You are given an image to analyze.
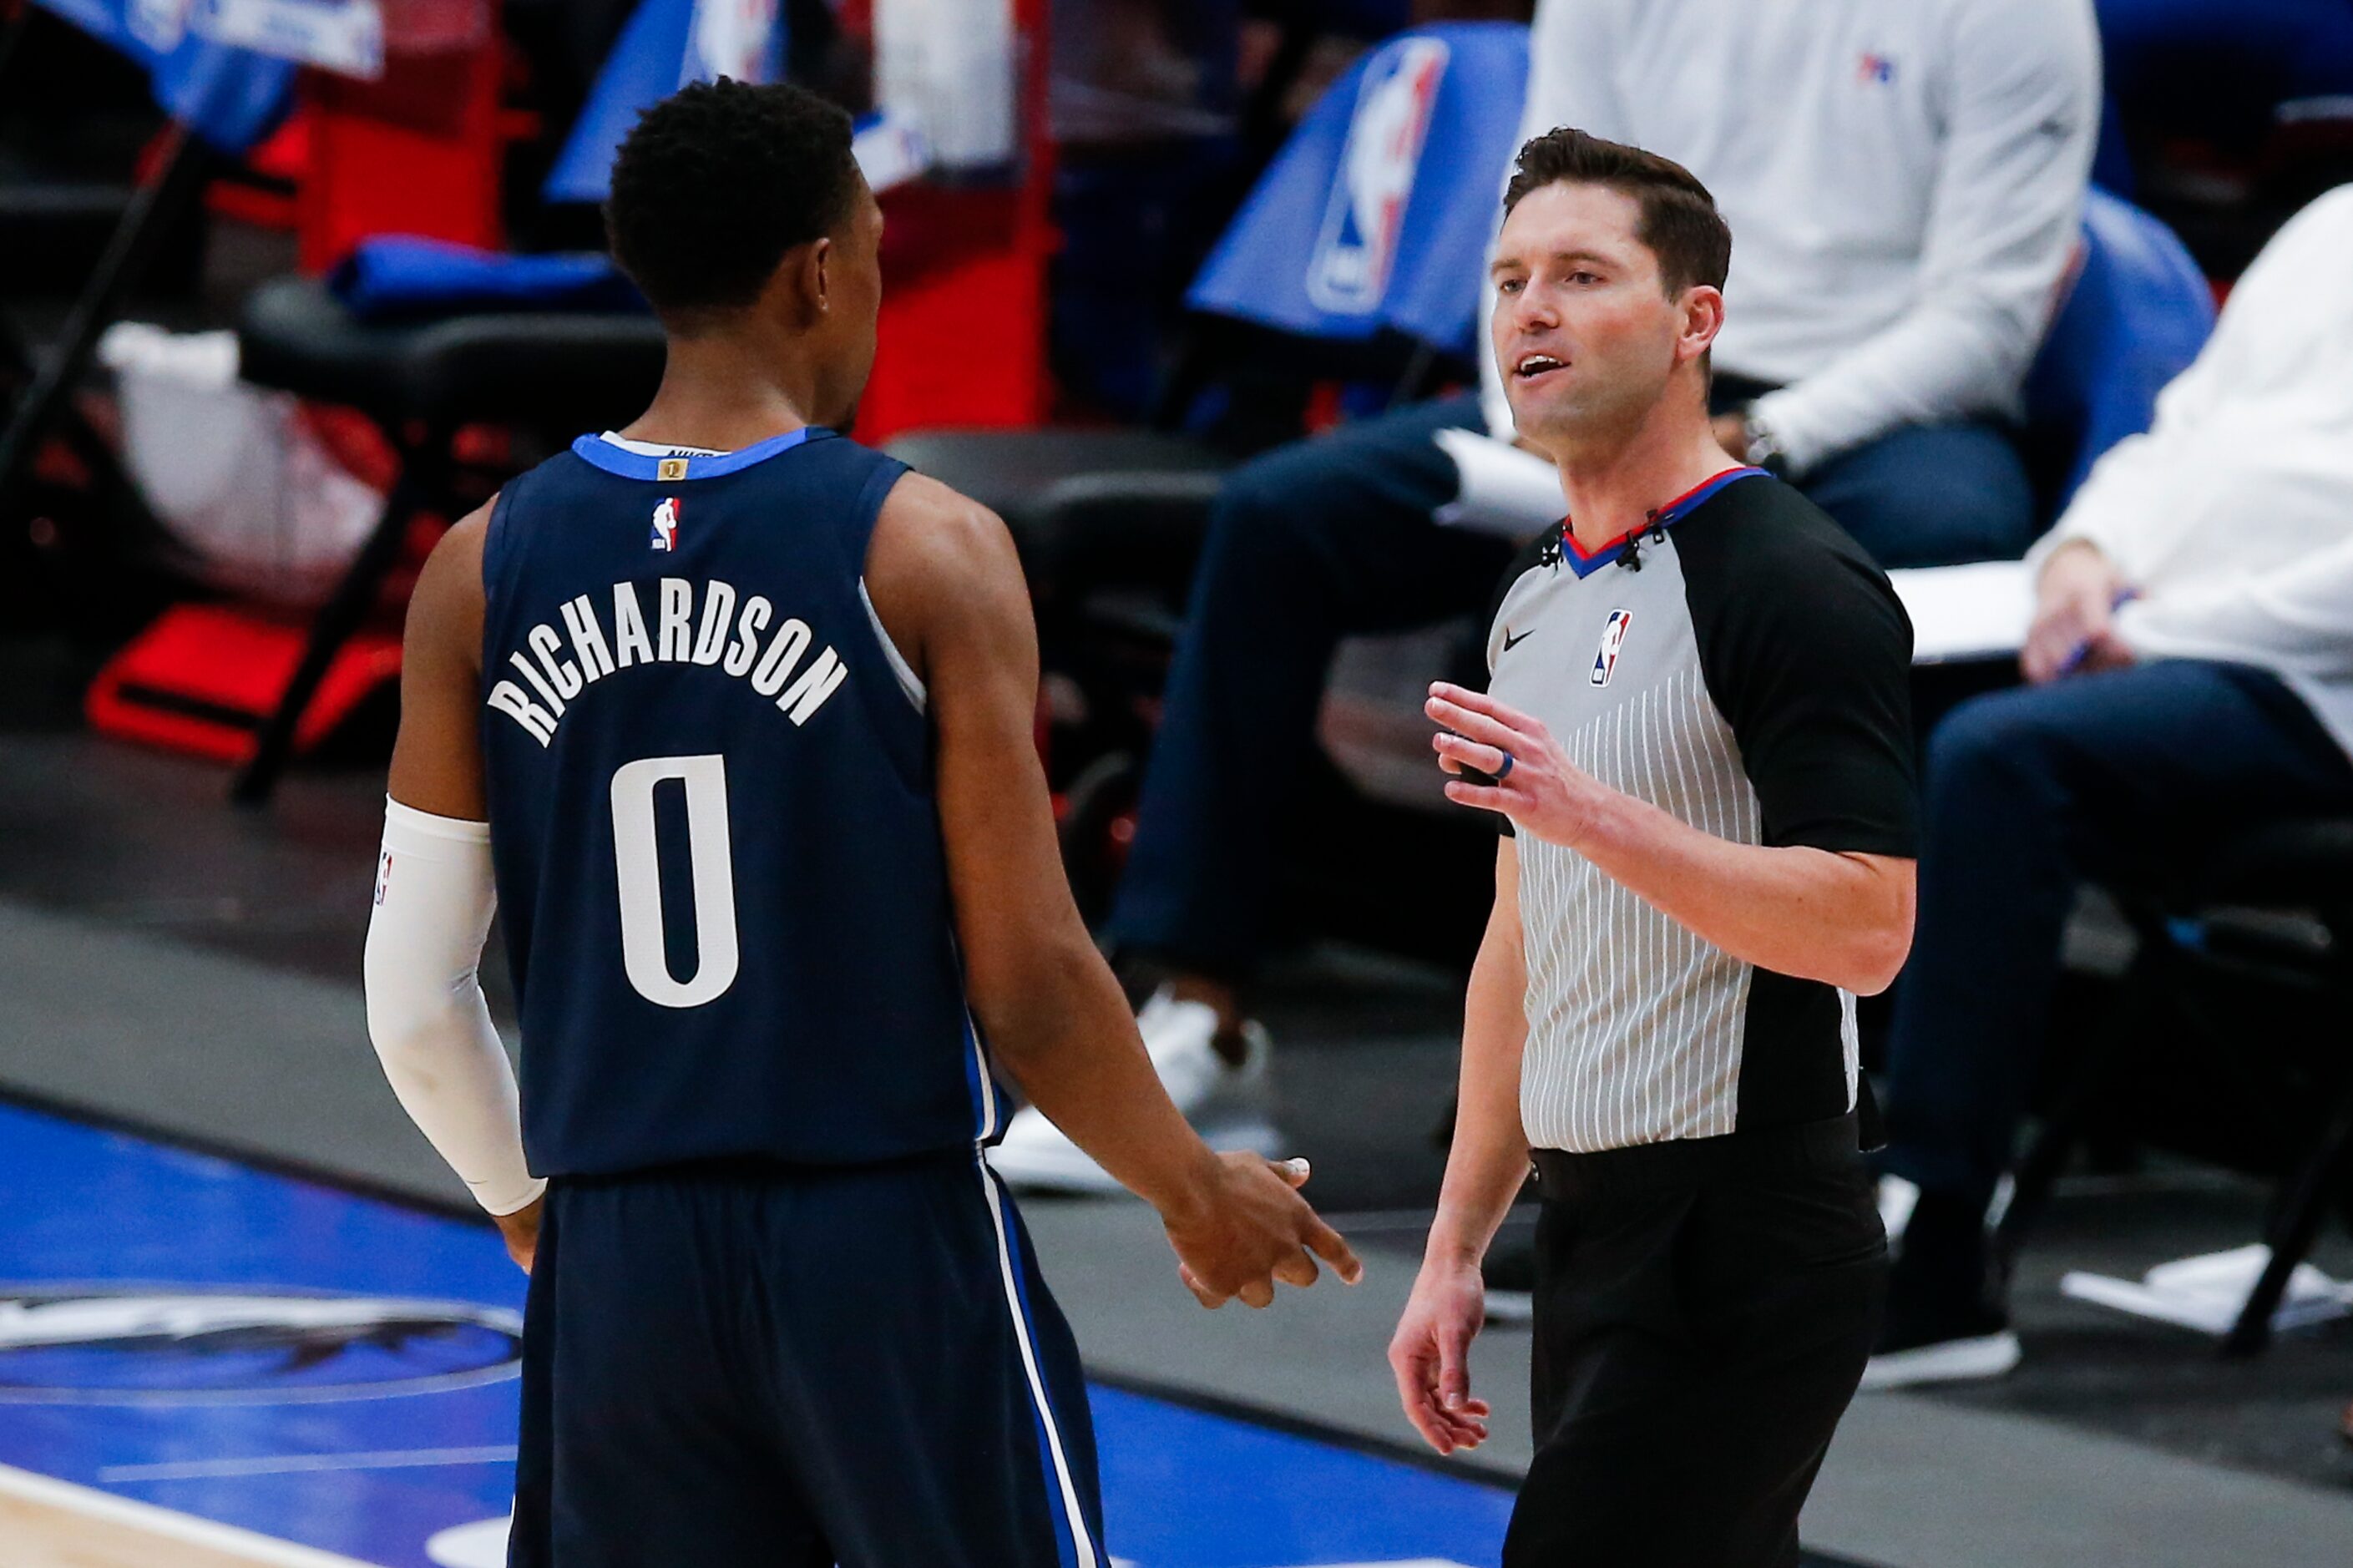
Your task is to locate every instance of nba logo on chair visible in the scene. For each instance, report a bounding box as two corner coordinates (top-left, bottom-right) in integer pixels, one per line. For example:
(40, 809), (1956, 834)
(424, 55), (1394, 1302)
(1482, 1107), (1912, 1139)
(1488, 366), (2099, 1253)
(1307, 37), (1450, 314)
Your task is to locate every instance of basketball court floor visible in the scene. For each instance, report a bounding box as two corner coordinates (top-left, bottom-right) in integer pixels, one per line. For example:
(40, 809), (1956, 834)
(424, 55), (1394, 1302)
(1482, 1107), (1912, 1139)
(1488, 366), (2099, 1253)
(1, 720), (2350, 1566)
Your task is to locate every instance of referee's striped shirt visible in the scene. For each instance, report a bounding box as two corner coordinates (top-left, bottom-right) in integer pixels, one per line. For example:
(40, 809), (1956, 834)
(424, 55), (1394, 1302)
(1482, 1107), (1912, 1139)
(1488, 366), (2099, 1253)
(1485, 469), (1915, 1154)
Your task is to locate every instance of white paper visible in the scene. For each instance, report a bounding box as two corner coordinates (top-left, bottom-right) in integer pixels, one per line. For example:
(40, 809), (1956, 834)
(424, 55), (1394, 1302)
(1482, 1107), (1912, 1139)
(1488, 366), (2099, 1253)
(193, 0), (385, 78)
(1433, 429), (2038, 665)
(874, 0), (1017, 172)
(2060, 1244), (2353, 1337)
(1431, 427), (1560, 540)
(1888, 559), (2036, 665)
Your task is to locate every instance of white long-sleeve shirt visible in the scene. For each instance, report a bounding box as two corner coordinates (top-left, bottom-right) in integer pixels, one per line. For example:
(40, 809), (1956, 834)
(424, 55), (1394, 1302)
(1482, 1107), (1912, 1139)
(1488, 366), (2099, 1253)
(2027, 185), (2353, 758)
(1479, 0), (2100, 476)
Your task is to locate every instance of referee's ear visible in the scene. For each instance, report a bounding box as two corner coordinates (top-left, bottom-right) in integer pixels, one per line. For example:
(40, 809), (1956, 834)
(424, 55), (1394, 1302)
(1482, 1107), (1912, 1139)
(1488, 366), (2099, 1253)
(1674, 283), (1726, 372)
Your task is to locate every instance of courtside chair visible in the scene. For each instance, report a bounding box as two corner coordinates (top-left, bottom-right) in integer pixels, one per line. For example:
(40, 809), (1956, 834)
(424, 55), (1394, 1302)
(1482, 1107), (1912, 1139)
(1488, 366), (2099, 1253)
(226, 281), (665, 803)
(1999, 817), (2353, 1357)
(0, 2), (294, 558)
(2022, 186), (2217, 516)
(227, 0), (782, 803)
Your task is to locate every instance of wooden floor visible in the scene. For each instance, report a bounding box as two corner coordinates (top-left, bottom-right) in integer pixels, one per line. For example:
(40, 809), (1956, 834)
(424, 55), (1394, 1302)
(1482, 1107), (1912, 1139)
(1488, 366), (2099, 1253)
(0, 1464), (381, 1568)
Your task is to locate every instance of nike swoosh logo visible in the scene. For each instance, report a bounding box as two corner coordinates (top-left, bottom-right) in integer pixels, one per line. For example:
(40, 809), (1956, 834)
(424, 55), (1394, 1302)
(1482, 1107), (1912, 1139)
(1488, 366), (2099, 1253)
(1502, 629), (1535, 653)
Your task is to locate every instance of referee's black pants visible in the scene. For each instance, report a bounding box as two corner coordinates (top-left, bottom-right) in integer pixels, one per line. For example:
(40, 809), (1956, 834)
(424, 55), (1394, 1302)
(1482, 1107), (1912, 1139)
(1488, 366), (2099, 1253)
(1509, 1120), (1886, 1567)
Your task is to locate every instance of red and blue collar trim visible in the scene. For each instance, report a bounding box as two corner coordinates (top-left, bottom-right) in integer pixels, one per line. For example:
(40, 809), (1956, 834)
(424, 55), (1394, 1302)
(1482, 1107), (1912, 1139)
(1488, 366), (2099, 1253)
(1556, 465), (1768, 578)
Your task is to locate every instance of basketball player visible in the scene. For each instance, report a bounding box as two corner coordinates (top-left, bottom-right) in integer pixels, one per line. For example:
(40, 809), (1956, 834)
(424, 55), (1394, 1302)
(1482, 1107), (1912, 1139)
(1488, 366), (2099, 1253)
(1388, 129), (1918, 1565)
(361, 80), (1359, 1566)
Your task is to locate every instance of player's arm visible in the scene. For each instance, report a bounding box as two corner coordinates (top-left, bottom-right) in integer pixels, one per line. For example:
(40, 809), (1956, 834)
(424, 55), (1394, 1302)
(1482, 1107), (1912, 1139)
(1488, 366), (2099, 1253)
(863, 475), (1360, 1308)
(1389, 839), (1525, 1454)
(366, 507), (544, 1271)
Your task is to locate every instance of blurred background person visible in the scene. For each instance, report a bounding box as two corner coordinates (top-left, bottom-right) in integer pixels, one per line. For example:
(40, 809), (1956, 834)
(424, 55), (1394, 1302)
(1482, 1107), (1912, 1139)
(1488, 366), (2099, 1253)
(1868, 182), (2353, 1388)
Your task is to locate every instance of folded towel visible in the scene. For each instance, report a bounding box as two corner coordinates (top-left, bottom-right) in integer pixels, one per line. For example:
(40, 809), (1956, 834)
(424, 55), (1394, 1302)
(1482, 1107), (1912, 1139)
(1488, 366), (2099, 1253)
(329, 238), (645, 322)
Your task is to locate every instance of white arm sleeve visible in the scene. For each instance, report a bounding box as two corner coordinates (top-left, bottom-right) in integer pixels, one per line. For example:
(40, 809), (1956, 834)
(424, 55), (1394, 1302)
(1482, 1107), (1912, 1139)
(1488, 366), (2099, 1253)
(362, 797), (544, 1216)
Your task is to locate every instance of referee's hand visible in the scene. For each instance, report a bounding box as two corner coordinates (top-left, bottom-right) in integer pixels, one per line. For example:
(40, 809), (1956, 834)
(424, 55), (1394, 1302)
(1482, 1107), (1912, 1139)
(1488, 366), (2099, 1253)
(1162, 1154), (1363, 1311)
(1389, 1256), (1491, 1454)
(1427, 682), (1606, 847)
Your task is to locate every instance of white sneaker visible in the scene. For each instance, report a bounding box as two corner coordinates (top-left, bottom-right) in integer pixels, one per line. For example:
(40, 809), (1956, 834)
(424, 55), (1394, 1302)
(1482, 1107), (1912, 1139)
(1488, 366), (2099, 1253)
(986, 988), (1280, 1195)
(1878, 1174), (1920, 1250)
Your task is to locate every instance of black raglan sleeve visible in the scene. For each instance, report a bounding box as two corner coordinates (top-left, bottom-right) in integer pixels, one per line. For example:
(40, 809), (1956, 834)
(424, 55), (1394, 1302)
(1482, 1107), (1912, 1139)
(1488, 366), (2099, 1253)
(1675, 493), (1919, 858)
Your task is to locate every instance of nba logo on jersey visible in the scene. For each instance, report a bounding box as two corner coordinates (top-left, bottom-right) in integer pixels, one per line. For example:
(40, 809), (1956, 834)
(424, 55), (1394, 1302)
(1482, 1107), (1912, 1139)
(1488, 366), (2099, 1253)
(650, 496), (681, 552)
(1306, 36), (1449, 315)
(1591, 609), (1633, 686)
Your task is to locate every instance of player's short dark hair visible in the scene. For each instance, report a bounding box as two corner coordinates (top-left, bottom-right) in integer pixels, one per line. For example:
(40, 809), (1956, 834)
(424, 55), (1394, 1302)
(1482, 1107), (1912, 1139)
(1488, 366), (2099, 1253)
(1502, 128), (1731, 296)
(606, 78), (860, 322)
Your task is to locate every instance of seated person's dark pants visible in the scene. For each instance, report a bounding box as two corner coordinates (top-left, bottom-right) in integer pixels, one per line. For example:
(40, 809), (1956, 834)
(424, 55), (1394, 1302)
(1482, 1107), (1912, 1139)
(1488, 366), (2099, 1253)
(1105, 388), (2037, 979)
(1882, 660), (2353, 1217)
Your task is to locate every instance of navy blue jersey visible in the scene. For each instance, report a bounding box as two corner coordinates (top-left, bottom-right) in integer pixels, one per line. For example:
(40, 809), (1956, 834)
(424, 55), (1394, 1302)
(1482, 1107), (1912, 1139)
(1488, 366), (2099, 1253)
(479, 427), (999, 1177)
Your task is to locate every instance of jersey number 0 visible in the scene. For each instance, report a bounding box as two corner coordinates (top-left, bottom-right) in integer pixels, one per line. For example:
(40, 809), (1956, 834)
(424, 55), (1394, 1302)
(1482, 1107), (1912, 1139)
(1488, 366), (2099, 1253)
(610, 754), (741, 1008)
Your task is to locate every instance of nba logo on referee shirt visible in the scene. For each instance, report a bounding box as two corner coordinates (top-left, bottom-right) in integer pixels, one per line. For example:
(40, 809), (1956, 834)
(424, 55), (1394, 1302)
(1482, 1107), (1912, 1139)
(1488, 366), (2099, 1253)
(1591, 609), (1633, 686)
(650, 496), (681, 552)
(1306, 37), (1449, 314)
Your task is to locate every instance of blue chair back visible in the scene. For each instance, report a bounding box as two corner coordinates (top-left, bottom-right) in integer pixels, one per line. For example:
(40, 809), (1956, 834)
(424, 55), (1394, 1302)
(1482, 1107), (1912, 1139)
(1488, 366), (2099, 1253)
(2025, 188), (2214, 508)
(33, 0), (294, 153)
(1186, 22), (1528, 362)
(543, 0), (787, 204)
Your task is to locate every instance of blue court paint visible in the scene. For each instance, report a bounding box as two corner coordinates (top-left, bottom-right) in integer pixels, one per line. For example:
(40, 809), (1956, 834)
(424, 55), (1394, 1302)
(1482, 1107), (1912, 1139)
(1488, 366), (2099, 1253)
(1092, 1386), (1513, 1566)
(0, 1103), (1510, 1567)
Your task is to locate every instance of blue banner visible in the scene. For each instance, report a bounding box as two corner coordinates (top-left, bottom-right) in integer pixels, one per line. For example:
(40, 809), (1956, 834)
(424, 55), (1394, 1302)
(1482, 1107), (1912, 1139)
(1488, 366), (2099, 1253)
(1187, 23), (1528, 360)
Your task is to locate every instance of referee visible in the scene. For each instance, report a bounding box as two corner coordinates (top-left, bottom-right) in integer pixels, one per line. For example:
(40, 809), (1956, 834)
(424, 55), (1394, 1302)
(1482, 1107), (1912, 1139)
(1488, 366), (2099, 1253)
(1388, 129), (1917, 1566)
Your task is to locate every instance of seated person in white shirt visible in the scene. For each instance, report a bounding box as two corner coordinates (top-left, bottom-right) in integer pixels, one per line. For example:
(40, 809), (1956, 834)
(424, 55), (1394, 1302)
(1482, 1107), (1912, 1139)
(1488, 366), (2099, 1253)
(1868, 185), (2353, 1388)
(992, 0), (2100, 1191)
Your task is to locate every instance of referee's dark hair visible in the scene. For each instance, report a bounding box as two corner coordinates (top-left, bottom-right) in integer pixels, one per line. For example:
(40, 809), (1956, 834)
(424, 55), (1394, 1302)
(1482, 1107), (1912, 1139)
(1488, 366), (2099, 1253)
(1503, 128), (1732, 298)
(606, 78), (860, 329)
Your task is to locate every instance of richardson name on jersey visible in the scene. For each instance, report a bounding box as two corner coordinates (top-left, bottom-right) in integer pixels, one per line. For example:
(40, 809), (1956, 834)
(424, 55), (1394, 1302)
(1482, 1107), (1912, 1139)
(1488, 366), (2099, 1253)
(487, 576), (848, 746)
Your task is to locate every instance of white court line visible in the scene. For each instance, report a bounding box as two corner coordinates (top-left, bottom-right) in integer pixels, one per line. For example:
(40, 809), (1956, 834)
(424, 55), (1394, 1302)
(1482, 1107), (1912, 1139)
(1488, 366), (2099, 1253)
(102, 1447), (519, 1483)
(0, 1461), (385, 1567)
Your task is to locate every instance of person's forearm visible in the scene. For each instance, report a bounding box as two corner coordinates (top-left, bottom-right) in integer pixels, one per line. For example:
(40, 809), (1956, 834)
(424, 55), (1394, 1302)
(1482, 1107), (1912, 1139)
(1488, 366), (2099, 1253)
(1746, 308), (2008, 476)
(976, 936), (1222, 1219)
(1428, 882), (1531, 1267)
(362, 800), (544, 1216)
(1575, 792), (1912, 994)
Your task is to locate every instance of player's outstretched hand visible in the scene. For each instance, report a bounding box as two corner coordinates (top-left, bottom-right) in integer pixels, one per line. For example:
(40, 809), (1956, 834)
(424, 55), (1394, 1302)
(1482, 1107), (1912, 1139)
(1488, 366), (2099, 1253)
(1162, 1154), (1363, 1310)
(1389, 1255), (1491, 1454)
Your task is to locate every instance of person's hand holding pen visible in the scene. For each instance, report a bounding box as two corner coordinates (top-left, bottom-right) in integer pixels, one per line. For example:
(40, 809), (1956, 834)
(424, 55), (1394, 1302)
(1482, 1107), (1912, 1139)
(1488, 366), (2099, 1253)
(2022, 539), (2138, 684)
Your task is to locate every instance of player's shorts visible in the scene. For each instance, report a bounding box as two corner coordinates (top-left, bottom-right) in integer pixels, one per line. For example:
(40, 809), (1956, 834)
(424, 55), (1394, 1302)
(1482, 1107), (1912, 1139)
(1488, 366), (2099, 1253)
(1506, 1115), (1886, 1568)
(508, 1150), (1107, 1568)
